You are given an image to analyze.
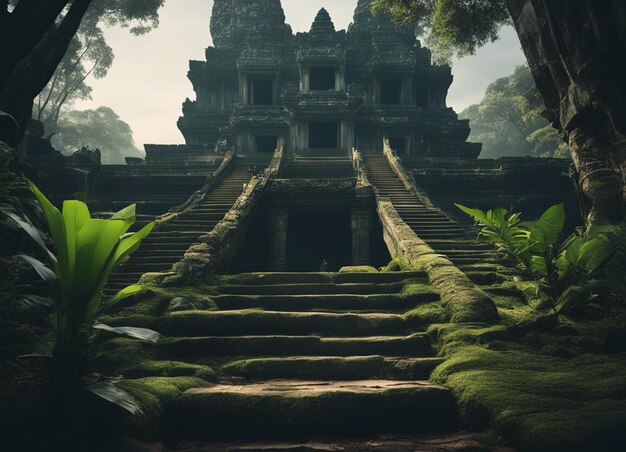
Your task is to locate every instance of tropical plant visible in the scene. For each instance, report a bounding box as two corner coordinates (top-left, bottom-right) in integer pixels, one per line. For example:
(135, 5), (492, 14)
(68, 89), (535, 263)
(456, 203), (625, 314)
(4, 180), (157, 414)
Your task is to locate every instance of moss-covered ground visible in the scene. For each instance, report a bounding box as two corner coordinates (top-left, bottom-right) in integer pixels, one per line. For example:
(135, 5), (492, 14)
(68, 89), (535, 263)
(427, 278), (626, 451)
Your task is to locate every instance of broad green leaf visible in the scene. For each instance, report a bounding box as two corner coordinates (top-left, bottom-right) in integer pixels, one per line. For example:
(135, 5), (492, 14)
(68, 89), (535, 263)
(21, 294), (53, 307)
(87, 382), (143, 415)
(88, 222), (155, 315)
(98, 284), (146, 315)
(20, 255), (57, 282)
(580, 237), (616, 273)
(530, 255), (548, 277)
(28, 180), (69, 290)
(530, 204), (565, 252)
(62, 200), (91, 296)
(455, 204), (489, 224)
(556, 280), (604, 313)
(93, 323), (160, 343)
(111, 204), (136, 223)
(4, 210), (56, 262)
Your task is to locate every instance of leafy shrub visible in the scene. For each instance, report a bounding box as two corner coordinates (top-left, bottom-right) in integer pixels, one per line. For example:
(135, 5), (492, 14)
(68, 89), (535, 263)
(4, 180), (157, 413)
(456, 203), (625, 314)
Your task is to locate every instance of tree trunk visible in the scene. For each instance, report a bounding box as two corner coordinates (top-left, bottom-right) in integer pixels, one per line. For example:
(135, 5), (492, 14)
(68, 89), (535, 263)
(0, 0), (92, 145)
(507, 0), (626, 230)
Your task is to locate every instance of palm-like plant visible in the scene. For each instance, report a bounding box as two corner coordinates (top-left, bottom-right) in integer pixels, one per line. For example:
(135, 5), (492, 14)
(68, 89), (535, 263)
(456, 203), (625, 315)
(5, 180), (158, 413)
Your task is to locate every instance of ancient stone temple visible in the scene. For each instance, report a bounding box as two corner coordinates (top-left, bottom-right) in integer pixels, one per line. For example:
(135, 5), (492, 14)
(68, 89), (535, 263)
(178, 0), (480, 158)
(25, 0), (578, 276)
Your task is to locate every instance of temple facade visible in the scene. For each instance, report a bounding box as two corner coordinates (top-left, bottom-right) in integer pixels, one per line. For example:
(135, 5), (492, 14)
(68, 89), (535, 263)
(178, 0), (481, 158)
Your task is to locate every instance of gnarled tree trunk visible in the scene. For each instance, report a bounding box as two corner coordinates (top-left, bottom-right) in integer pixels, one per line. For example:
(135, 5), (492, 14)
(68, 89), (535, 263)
(507, 0), (626, 230)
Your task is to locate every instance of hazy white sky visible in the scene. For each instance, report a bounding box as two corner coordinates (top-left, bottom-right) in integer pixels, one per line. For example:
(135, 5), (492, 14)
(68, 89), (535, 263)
(77, 0), (526, 147)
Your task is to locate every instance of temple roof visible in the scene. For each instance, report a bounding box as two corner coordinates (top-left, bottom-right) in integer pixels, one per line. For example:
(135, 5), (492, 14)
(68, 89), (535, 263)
(310, 8), (336, 35)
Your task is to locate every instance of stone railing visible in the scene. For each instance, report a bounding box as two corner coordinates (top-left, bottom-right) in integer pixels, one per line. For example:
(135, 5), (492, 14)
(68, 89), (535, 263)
(161, 141), (285, 285)
(383, 138), (434, 208)
(354, 145), (498, 324)
(352, 148), (372, 195)
(152, 150), (236, 232)
(375, 196), (499, 324)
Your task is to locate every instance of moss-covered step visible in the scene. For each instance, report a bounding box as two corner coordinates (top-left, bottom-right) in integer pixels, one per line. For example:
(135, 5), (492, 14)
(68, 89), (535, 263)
(160, 333), (432, 357)
(217, 282), (408, 295)
(211, 292), (438, 312)
(224, 271), (426, 286)
(168, 380), (457, 438)
(156, 310), (409, 337)
(222, 356), (444, 380)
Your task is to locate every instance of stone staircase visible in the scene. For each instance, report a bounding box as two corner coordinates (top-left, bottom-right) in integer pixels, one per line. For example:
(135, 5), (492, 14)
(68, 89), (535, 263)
(363, 155), (498, 273)
(104, 163), (253, 296)
(155, 271), (458, 440)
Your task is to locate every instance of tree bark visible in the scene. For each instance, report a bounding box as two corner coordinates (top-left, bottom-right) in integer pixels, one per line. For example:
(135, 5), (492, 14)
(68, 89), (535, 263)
(507, 0), (626, 229)
(0, 0), (93, 145)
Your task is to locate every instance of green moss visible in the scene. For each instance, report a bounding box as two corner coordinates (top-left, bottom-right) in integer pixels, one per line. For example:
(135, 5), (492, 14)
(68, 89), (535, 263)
(380, 258), (410, 272)
(404, 302), (450, 324)
(338, 265), (379, 273)
(429, 308), (626, 452)
(122, 360), (218, 381)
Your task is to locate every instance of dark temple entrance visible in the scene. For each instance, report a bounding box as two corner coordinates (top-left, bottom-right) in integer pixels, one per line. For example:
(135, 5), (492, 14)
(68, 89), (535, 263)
(287, 210), (351, 272)
(256, 135), (278, 153)
(309, 122), (339, 150)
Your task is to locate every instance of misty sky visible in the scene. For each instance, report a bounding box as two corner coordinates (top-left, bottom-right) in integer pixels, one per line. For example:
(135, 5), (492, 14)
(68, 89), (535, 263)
(77, 0), (526, 148)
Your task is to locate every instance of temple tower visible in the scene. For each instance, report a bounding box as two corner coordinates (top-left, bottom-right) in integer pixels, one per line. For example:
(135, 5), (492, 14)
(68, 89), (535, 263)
(178, 0), (481, 158)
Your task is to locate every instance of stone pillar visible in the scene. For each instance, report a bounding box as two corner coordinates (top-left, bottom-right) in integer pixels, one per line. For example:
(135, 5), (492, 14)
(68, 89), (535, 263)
(351, 209), (371, 265)
(268, 209), (289, 271)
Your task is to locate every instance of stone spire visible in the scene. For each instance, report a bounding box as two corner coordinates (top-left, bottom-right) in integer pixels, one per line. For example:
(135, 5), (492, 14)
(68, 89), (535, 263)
(310, 8), (336, 35)
(210, 0), (292, 48)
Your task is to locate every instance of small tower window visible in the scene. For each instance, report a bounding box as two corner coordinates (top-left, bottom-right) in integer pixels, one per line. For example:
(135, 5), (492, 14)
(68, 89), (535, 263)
(309, 67), (336, 91)
(380, 78), (402, 105)
(249, 78), (274, 105)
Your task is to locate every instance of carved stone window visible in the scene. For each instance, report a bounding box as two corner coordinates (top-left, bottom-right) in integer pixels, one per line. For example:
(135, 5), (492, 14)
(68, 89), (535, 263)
(380, 77), (402, 105)
(309, 67), (336, 91)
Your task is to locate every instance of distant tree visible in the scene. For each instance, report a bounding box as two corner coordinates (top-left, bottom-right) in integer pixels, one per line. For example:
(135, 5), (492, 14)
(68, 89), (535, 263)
(53, 106), (143, 165)
(461, 65), (568, 159)
(0, 0), (164, 145)
(371, 0), (625, 229)
(33, 25), (113, 133)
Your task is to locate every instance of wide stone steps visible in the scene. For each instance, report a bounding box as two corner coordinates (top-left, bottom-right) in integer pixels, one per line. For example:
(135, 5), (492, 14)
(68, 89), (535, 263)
(129, 270), (458, 440)
(211, 292), (437, 312)
(158, 310), (411, 337)
(223, 271), (425, 285)
(221, 356), (444, 381)
(171, 380), (457, 438)
(160, 333), (433, 357)
(218, 282), (407, 295)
